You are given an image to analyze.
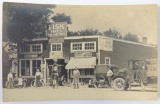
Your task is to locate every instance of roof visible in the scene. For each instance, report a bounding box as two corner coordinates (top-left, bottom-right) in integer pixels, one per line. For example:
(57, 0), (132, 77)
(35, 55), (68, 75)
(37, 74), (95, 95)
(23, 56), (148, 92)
(65, 57), (96, 69)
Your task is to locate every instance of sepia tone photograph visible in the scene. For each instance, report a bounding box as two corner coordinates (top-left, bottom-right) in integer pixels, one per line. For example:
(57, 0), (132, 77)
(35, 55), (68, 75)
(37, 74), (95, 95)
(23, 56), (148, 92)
(2, 2), (158, 102)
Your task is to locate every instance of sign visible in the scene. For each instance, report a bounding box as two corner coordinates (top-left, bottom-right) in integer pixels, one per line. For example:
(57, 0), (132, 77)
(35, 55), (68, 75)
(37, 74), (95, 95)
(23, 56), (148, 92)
(49, 51), (63, 59)
(99, 37), (113, 51)
(74, 51), (92, 58)
(49, 37), (64, 43)
(24, 54), (38, 58)
(46, 22), (67, 37)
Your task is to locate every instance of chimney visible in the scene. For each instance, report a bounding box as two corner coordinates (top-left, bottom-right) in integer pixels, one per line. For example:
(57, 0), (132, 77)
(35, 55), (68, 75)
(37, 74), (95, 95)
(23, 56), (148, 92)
(142, 37), (147, 44)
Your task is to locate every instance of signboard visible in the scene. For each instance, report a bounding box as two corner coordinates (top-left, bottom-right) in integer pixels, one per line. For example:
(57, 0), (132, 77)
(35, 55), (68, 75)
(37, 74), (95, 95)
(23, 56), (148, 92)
(99, 37), (113, 51)
(49, 37), (64, 43)
(74, 51), (92, 58)
(49, 51), (63, 59)
(24, 54), (38, 58)
(46, 22), (67, 37)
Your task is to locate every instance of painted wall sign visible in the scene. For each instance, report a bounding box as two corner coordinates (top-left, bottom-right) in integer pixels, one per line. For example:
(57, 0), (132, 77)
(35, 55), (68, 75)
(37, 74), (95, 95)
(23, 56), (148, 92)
(46, 22), (67, 37)
(99, 37), (113, 51)
(24, 54), (38, 58)
(49, 37), (64, 43)
(74, 51), (92, 58)
(49, 51), (63, 59)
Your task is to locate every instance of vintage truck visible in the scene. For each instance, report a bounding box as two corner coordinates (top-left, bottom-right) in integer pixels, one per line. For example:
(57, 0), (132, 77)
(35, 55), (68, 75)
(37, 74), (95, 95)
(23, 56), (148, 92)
(92, 59), (157, 90)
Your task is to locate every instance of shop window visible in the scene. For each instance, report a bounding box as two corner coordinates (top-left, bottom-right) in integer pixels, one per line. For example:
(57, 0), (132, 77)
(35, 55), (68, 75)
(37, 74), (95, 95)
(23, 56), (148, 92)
(85, 43), (95, 50)
(32, 60), (41, 75)
(21, 45), (30, 52)
(21, 60), (30, 76)
(105, 57), (110, 65)
(32, 44), (42, 52)
(72, 43), (82, 51)
(85, 69), (94, 75)
(51, 43), (62, 51)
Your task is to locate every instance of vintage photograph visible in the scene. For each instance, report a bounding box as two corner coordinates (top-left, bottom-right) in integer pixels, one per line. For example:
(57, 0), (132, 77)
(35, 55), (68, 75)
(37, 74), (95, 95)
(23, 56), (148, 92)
(2, 2), (158, 101)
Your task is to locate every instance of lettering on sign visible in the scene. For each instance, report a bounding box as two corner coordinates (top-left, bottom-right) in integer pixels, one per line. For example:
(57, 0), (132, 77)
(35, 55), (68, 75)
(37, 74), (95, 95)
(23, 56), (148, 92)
(49, 51), (63, 58)
(99, 37), (113, 51)
(46, 22), (67, 37)
(24, 54), (38, 58)
(49, 37), (64, 43)
(74, 51), (92, 58)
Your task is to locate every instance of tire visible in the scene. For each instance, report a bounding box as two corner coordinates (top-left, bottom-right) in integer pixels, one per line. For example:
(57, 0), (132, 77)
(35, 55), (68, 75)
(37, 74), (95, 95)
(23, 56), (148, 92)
(40, 80), (45, 87)
(112, 77), (125, 91)
(5, 81), (9, 89)
(30, 80), (35, 87)
(22, 80), (27, 88)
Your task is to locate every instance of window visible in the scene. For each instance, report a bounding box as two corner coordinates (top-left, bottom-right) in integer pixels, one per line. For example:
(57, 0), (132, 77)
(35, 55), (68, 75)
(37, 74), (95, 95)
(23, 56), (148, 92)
(105, 57), (110, 65)
(85, 43), (94, 50)
(85, 69), (94, 75)
(71, 42), (96, 52)
(72, 43), (82, 51)
(20, 44), (42, 53)
(32, 60), (41, 76)
(51, 43), (62, 51)
(21, 60), (30, 76)
(32, 44), (42, 52)
(21, 45), (30, 52)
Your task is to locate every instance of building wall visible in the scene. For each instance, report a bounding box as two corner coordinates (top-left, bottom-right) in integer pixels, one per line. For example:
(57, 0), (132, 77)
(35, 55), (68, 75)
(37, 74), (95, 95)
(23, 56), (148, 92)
(63, 38), (98, 58)
(100, 40), (157, 68)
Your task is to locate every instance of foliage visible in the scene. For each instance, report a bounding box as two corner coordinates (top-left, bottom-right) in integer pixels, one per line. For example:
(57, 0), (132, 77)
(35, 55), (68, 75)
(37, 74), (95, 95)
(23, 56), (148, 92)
(103, 28), (122, 39)
(68, 28), (102, 36)
(51, 13), (72, 24)
(3, 2), (55, 43)
(123, 32), (139, 42)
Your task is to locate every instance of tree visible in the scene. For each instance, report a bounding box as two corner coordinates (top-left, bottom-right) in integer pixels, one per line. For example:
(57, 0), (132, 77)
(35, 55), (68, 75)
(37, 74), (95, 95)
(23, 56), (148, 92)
(68, 28), (102, 37)
(3, 2), (56, 43)
(103, 28), (122, 39)
(123, 32), (139, 42)
(51, 13), (72, 24)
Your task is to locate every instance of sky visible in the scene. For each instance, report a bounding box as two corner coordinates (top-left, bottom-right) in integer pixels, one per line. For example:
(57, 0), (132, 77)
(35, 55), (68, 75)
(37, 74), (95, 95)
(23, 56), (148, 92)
(52, 5), (158, 44)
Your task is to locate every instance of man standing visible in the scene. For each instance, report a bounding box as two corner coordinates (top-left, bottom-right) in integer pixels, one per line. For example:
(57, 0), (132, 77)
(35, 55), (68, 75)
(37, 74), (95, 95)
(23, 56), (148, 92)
(51, 63), (59, 88)
(106, 67), (113, 88)
(7, 70), (13, 89)
(73, 67), (80, 89)
(35, 69), (41, 87)
(123, 68), (133, 91)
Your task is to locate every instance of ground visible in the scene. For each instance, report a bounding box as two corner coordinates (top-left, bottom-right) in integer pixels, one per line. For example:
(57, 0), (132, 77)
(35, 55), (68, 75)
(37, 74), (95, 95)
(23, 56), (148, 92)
(3, 84), (157, 102)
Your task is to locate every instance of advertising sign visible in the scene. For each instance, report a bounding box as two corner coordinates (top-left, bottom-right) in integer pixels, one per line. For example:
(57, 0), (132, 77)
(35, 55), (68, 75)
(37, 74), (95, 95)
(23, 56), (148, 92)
(99, 37), (113, 51)
(49, 51), (63, 59)
(74, 51), (92, 58)
(46, 22), (67, 37)
(49, 37), (64, 43)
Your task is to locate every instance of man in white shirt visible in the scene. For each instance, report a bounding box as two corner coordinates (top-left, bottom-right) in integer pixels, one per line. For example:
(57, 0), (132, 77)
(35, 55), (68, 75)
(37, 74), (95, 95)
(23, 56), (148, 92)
(73, 67), (80, 89)
(7, 70), (13, 89)
(106, 67), (113, 87)
(35, 69), (41, 87)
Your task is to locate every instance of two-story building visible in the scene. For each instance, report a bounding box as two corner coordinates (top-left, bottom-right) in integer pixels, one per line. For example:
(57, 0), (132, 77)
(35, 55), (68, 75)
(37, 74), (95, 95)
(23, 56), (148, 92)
(17, 35), (157, 85)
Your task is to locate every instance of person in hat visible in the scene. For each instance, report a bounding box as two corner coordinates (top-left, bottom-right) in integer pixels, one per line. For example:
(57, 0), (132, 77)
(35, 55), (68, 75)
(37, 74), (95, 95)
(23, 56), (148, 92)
(7, 69), (13, 89)
(106, 67), (113, 88)
(73, 67), (80, 89)
(35, 69), (41, 87)
(51, 62), (59, 88)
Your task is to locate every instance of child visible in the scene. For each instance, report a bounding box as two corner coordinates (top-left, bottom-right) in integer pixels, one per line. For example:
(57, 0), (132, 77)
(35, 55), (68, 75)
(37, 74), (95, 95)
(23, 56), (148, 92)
(18, 75), (23, 88)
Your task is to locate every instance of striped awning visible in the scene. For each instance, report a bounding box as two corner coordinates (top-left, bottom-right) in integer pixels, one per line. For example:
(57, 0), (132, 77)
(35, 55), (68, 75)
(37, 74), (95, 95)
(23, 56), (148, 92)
(65, 57), (96, 69)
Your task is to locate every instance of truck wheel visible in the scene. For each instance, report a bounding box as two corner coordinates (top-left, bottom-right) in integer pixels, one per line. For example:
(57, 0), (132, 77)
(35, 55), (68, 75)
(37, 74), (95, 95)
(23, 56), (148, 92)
(30, 80), (35, 87)
(5, 81), (9, 89)
(22, 80), (27, 88)
(113, 78), (125, 91)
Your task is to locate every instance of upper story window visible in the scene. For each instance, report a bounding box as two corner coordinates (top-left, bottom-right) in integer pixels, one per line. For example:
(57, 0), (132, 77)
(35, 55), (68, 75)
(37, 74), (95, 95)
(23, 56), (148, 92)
(51, 43), (62, 51)
(72, 43), (82, 51)
(105, 57), (110, 65)
(21, 45), (30, 52)
(85, 43), (94, 50)
(32, 44), (42, 52)
(20, 44), (42, 53)
(71, 42), (96, 52)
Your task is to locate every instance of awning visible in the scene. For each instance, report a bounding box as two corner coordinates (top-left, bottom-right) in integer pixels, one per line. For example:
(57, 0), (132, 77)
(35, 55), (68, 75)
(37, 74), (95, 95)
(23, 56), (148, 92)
(65, 57), (96, 69)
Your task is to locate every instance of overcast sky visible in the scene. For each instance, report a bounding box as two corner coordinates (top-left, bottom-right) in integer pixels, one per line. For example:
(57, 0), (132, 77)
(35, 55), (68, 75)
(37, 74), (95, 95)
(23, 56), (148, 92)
(52, 5), (157, 44)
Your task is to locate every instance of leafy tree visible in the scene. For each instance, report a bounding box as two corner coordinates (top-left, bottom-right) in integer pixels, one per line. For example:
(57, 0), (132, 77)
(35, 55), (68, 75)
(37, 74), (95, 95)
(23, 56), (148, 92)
(51, 13), (72, 24)
(123, 32), (139, 42)
(68, 28), (102, 36)
(3, 2), (56, 43)
(103, 28), (122, 39)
